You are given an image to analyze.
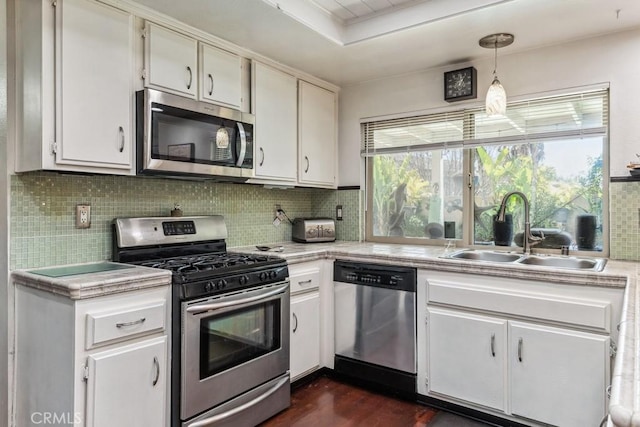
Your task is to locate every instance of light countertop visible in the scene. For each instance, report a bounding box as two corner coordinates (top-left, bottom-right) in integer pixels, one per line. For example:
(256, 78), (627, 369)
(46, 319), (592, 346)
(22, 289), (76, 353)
(11, 262), (172, 300)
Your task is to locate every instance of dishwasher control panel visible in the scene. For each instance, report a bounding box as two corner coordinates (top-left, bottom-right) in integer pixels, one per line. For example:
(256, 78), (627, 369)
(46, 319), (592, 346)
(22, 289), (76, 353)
(334, 260), (416, 292)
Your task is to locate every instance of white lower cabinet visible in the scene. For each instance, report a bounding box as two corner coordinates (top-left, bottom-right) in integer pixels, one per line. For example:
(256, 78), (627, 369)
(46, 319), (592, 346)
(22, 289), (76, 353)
(422, 271), (620, 427)
(86, 336), (167, 427)
(428, 307), (609, 426)
(288, 261), (326, 381)
(14, 284), (171, 427)
(509, 322), (609, 427)
(428, 307), (507, 411)
(290, 292), (320, 380)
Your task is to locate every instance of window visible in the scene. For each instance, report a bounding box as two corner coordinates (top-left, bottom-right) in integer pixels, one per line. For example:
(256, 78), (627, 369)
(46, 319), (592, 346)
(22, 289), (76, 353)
(363, 88), (608, 253)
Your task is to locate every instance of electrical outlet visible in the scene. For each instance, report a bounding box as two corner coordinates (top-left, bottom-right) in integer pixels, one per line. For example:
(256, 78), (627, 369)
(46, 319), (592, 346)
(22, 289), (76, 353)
(76, 204), (91, 229)
(336, 205), (343, 221)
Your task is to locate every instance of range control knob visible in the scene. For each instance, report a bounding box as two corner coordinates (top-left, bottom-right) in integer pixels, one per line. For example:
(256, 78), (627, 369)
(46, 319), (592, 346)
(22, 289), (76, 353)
(205, 281), (215, 292)
(269, 271), (277, 280)
(259, 272), (267, 281)
(216, 279), (228, 290)
(239, 275), (249, 286)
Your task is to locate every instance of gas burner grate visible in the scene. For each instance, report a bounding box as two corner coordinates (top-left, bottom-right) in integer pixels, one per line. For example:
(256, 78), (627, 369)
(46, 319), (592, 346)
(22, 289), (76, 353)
(138, 252), (273, 276)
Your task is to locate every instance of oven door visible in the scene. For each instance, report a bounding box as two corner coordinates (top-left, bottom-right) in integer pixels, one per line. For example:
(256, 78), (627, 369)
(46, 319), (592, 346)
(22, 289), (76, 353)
(181, 282), (289, 420)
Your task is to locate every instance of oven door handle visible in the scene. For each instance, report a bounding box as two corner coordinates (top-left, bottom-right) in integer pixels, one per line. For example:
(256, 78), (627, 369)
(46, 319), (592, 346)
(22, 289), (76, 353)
(185, 283), (288, 315)
(188, 375), (289, 427)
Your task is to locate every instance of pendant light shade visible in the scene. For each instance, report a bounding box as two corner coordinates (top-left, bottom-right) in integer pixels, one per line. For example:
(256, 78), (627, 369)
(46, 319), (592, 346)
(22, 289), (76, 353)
(479, 33), (514, 116)
(486, 76), (506, 116)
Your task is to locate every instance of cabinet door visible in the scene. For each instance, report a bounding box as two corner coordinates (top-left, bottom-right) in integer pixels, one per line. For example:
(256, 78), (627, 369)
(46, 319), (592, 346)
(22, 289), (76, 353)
(428, 307), (507, 411)
(145, 23), (197, 98)
(86, 336), (167, 427)
(57, 0), (133, 170)
(253, 62), (297, 182)
(298, 81), (336, 187)
(290, 292), (320, 380)
(509, 322), (609, 427)
(199, 43), (242, 108)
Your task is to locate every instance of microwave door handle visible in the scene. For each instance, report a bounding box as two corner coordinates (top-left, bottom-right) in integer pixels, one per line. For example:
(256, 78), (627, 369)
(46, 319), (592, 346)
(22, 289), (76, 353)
(236, 122), (247, 167)
(185, 283), (288, 315)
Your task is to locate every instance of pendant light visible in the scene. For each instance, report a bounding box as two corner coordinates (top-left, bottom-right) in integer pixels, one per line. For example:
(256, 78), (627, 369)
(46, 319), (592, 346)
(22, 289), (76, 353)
(479, 33), (514, 116)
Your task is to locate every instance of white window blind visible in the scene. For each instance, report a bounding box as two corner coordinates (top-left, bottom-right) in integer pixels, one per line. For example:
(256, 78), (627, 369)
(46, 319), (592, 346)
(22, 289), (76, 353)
(361, 89), (608, 156)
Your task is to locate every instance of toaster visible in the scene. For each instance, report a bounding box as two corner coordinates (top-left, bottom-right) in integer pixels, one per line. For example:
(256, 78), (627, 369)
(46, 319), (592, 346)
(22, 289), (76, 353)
(292, 218), (336, 243)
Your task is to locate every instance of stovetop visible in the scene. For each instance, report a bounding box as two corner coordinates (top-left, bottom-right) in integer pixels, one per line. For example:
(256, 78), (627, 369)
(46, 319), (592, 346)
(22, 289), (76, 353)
(129, 251), (288, 299)
(112, 215), (289, 299)
(137, 252), (275, 274)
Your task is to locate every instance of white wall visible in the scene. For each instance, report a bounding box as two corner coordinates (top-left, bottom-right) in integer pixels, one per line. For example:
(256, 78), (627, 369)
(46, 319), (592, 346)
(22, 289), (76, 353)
(338, 28), (640, 186)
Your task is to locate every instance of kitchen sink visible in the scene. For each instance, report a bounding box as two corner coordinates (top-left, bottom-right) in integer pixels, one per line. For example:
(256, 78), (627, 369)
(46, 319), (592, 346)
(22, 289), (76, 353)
(443, 249), (607, 272)
(516, 255), (607, 272)
(448, 250), (522, 263)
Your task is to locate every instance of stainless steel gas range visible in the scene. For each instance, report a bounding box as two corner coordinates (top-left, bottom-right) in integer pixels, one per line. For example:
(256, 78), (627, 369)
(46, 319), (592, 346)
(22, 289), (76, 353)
(112, 216), (290, 427)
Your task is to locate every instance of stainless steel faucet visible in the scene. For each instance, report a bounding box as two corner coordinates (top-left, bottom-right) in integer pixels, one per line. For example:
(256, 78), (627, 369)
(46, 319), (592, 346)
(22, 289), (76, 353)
(496, 191), (543, 255)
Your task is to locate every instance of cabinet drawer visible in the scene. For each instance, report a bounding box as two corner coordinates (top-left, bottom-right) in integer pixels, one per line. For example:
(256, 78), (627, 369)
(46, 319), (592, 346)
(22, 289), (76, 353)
(86, 301), (166, 349)
(289, 267), (321, 295)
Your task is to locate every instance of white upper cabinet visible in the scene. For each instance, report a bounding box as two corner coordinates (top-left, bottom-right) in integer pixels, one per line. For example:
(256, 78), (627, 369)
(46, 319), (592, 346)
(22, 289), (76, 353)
(57, 0), (134, 170)
(144, 22), (198, 98)
(199, 43), (242, 109)
(298, 80), (337, 188)
(251, 62), (297, 183)
(14, 0), (135, 175)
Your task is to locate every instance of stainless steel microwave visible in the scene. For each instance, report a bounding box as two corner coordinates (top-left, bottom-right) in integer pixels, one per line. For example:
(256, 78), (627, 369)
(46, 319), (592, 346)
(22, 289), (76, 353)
(136, 89), (255, 180)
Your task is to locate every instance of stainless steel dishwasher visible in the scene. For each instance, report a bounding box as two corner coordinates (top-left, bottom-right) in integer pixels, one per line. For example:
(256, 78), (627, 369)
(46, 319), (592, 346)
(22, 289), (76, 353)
(333, 260), (417, 395)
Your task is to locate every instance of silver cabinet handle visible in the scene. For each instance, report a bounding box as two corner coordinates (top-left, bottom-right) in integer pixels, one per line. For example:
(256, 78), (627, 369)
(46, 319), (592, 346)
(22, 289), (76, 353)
(292, 312), (298, 333)
(186, 66), (193, 90)
(298, 279), (312, 286)
(304, 156), (309, 173)
(259, 147), (264, 166)
(152, 356), (160, 386)
(208, 73), (214, 96)
(491, 333), (496, 357)
(116, 317), (146, 328)
(118, 126), (124, 152)
(518, 337), (523, 362)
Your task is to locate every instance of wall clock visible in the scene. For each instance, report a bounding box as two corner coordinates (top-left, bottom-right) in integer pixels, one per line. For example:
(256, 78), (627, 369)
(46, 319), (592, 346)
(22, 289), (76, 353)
(444, 67), (477, 102)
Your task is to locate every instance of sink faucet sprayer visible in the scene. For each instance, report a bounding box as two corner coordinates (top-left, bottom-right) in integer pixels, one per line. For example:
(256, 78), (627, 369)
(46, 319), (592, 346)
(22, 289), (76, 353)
(496, 191), (544, 255)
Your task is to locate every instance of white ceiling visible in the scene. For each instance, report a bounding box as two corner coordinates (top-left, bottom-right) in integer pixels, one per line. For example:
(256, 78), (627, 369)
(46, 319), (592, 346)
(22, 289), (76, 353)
(132, 0), (640, 87)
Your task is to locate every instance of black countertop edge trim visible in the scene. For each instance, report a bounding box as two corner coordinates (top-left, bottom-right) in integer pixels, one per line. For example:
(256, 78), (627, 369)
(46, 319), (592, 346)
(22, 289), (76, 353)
(337, 185), (361, 190)
(611, 176), (640, 182)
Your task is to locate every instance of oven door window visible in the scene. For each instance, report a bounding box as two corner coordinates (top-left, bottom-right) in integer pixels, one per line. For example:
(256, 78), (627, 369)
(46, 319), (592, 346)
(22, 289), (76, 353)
(199, 299), (281, 379)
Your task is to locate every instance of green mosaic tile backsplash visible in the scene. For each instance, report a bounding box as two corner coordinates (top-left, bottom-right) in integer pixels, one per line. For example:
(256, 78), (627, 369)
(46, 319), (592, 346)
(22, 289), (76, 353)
(610, 181), (640, 261)
(10, 172), (362, 269)
(11, 172), (638, 268)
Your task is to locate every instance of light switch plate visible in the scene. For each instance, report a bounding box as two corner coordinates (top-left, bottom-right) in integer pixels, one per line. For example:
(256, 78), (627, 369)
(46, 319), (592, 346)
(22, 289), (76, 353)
(76, 204), (91, 229)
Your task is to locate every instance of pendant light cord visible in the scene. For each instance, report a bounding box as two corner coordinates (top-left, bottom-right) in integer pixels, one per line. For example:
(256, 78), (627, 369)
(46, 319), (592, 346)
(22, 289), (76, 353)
(493, 40), (498, 78)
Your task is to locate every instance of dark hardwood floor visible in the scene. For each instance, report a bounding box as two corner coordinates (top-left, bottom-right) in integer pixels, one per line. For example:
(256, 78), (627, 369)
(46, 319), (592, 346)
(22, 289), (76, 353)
(260, 376), (488, 427)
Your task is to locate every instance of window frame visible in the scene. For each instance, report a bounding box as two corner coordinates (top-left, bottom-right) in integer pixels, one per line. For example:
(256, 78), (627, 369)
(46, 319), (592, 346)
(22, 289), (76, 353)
(363, 86), (610, 256)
